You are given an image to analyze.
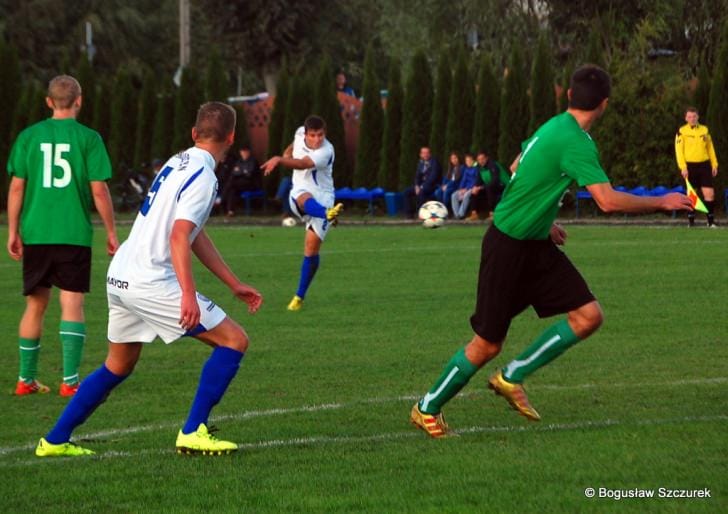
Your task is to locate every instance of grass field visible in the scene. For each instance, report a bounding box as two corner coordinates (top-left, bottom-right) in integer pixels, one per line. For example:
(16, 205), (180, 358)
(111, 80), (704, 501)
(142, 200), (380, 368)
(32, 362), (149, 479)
(0, 222), (726, 513)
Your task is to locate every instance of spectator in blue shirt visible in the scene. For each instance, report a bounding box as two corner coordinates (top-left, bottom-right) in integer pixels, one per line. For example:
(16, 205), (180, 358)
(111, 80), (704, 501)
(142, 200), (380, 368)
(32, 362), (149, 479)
(336, 72), (356, 97)
(451, 153), (483, 219)
(436, 152), (462, 211)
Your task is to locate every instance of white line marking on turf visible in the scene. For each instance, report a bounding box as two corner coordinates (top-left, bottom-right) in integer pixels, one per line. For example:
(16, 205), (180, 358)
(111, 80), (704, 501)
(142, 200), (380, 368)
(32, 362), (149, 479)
(1, 376), (725, 457)
(2, 414), (726, 467)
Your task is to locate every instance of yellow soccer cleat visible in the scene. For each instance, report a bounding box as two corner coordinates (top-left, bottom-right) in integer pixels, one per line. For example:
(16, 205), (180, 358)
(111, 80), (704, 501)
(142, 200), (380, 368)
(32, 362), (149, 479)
(326, 202), (344, 222)
(488, 370), (541, 421)
(410, 403), (454, 438)
(175, 424), (238, 456)
(287, 295), (303, 311)
(35, 437), (95, 457)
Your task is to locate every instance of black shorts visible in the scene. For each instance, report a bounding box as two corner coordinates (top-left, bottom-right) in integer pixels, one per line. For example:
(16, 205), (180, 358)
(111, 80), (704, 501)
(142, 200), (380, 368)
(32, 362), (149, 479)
(687, 161), (714, 189)
(470, 226), (595, 342)
(22, 244), (92, 295)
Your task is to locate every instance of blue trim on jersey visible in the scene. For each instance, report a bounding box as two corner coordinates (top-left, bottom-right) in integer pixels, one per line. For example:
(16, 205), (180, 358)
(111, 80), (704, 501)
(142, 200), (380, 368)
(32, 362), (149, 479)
(177, 167), (205, 202)
(184, 323), (208, 337)
(312, 169), (318, 185)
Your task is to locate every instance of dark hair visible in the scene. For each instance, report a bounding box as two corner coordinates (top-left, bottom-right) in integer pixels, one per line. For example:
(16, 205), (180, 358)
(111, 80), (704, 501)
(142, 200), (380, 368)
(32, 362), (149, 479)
(195, 102), (236, 142)
(304, 115), (327, 132)
(568, 65), (611, 111)
(464, 152), (474, 159)
(476, 150), (488, 157)
(685, 106), (698, 114)
(239, 145), (251, 152)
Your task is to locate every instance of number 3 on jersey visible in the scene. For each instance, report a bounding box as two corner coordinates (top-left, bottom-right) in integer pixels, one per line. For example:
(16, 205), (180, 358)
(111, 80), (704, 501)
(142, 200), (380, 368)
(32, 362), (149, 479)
(40, 143), (72, 188)
(140, 165), (173, 216)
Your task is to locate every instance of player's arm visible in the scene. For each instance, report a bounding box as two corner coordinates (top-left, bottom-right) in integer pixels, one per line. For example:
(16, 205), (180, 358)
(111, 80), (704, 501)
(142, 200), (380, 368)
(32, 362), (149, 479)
(587, 182), (693, 214)
(191, 229), (262, 313)
(675, 131), (688, 177)
(6, 176), (25, 260)
(170, 219), (200, 330)
(706, 133), (718, 174)
(90, 181), (119, 255)
(282, 144), (293, 159)
(260, 154), (315, 175)
(510, 153), (521, 174)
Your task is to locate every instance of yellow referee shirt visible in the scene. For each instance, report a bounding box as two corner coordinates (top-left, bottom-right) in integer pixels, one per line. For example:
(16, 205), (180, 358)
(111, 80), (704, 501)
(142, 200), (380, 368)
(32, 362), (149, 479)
(675, 123), (718, 170)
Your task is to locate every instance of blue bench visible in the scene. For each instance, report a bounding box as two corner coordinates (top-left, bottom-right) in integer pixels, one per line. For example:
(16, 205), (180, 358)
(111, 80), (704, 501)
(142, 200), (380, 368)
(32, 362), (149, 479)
(239, 189), (266, 216)
(575, 185), (685, 218)
(335, 187), (385, 214)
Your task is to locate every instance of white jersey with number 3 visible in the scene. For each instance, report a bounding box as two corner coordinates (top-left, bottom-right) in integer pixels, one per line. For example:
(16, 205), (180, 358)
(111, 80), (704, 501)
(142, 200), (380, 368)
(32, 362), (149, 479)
(107, 147), (218, 295)
(290, 126), (335, 205)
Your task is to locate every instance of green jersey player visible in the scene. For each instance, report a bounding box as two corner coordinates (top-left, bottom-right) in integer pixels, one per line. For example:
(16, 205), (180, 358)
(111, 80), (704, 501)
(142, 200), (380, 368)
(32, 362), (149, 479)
(6, 75), (118, 397)
(410, 65), (693, 437)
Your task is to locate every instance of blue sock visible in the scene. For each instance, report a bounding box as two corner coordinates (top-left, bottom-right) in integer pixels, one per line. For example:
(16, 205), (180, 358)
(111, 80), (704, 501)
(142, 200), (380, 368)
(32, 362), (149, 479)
(303, 198), (327, 219)
(182, 346), (243, 434)
(296, 255), (320, 299)
(45, 365), (127, 444)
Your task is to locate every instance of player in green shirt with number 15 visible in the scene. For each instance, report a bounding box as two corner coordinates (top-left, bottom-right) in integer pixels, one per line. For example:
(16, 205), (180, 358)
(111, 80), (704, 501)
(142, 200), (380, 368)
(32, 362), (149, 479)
(6, 75), (118, 397)
(410, 65), (693, 437)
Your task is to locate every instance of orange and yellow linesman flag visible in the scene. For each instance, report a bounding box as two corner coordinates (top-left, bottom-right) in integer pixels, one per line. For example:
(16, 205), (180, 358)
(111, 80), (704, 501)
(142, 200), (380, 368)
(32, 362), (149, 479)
(685, 178), (708, 213)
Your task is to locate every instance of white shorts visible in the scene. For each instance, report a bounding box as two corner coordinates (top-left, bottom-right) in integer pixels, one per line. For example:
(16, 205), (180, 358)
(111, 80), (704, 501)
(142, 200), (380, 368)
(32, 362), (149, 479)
(107, 289), (227, 344)
(289, 190), (335, 241)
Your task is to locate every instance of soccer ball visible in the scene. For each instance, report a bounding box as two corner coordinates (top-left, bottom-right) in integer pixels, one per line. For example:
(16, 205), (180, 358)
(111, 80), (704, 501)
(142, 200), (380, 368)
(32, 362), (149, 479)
(418, 200), (448, 229)
(281, 217), (297, 227)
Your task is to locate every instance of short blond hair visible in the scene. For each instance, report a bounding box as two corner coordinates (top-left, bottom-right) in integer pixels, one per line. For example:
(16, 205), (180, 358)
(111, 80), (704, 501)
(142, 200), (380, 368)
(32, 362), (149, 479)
(47, 75), (82, 109)
(194, 102), (236, 142)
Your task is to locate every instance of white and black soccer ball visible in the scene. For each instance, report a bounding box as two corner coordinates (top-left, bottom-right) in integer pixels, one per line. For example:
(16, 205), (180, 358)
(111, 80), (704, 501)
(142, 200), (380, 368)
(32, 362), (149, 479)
(281, 216), (297, 227)
(418, 200), (448, 229)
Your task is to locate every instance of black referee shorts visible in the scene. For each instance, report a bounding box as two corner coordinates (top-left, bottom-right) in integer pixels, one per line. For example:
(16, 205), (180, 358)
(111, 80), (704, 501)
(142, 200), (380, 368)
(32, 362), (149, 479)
(470, 226), (596, 342)
(22, 244), (91, 295)
(687, 161), (714, 189)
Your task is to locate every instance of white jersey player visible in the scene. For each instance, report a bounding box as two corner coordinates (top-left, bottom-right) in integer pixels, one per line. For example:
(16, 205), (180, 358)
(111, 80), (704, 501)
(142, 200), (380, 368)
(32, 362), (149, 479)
(36, 103), (263, 458)
(262, 115), (344, 311)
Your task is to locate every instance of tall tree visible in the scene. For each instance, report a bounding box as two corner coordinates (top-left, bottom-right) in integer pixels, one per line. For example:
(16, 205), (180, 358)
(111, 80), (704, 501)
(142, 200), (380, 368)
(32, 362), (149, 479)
(429, 51), (452, 164)
(472, 53), (500, 155)
(313, 57), (348, 186)
(529, 32), (556, 133)
(379, 59), (404, 191)
(133, 72), (157, 168)
(498, 45), (528, 163)
(151, 91), (174, 160)
(707, 20), (728, 204)
(399, 50), (433, 190)
(445, 48), (475, 156)
(584, 23), (605, 69)
(233, 104), (250, 150)
(694, 58), (711, 121)
(267, 67), (290, 158)
(108, 69), (137, 171)
(173, 67), (204, 152)
(92, 80), (111, 141)
(205, 49), (229, 102)
(354, 43), (384, 188)
(0, 38), (22, 154)
(74, 55), (96, 127)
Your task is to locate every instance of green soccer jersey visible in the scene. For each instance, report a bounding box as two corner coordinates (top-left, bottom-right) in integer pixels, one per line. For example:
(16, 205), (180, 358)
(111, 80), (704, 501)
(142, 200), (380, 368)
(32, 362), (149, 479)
(493, 112), (609, 240)
(7, 118), (112, 247)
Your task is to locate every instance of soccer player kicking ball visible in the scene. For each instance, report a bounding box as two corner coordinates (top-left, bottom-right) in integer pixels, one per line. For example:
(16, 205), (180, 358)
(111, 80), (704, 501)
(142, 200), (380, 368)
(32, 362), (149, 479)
(410, 65), (693, 438)
(36, 102), (263, 457)
(261, 115), (343, 311)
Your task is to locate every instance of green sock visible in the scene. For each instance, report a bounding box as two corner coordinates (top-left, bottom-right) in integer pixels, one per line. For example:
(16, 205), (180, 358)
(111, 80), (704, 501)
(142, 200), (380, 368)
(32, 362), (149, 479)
(503, 319), (580, 383)
(419, 348), (479, 414)
(18, 337), (41, 383)
(60, 321), (86, 385)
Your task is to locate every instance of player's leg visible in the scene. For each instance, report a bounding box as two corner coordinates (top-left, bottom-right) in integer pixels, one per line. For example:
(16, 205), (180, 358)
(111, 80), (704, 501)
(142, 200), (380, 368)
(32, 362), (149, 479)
(295, 192), (343, 221)
(36, 342), (140, 457)
(58, 290), (86, 396)
(176, 317), (248, 454)
(16, 287), (51, 395)
(701, 186), (715, 226)
(290, 229), (322, 307)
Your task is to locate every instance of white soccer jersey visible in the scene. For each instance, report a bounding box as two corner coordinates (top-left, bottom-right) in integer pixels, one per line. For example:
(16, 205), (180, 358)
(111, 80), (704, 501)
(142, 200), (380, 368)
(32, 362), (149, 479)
(290, 126), (335, 203)
(107, 147), (218, 295)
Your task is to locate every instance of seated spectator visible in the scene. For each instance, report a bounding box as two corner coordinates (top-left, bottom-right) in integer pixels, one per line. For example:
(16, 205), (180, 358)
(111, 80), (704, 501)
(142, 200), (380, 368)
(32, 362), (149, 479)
(476, 150), (511, 218)
(404, 146), (442, 216)
(451, 153), (483, 219)
(336, 71), (356, 97)
(214, 150), (238, 212)
(221, 146), (261, 218)
(436, 152), (462, 211)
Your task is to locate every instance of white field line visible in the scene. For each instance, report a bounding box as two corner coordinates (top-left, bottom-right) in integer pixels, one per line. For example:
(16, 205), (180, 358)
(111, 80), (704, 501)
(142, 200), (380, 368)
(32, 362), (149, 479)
(0, 376), (725, 458)
(2, 414), (727, 468)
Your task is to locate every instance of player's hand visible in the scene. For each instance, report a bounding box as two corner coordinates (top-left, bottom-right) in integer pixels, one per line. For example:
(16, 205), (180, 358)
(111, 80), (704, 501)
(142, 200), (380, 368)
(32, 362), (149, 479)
(179, 291), (201, 331)
(550, 223), (567, 246)
(232, 283), (263, 314)
(661, 192), (693, 212)
(7, 232), (23, 261)
(260, 156), (281, 176)
(107, 233), (120, 256)
(680, 168), (688, 178)
(712, 167), (718, 177)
